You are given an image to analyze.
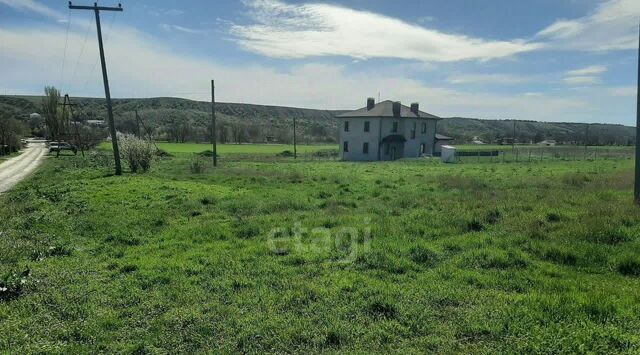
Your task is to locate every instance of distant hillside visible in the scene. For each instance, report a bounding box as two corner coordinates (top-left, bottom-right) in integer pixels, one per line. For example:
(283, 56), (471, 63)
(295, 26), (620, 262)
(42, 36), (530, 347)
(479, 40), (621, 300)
(438, 117), (635, 146)
(0, 95), (634, 145)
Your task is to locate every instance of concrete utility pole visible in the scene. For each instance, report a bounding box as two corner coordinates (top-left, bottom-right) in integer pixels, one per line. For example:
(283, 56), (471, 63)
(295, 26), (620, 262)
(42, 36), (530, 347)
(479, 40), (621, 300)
(69, 1), (123, 175)
(635, 21), (640, 203)
(211, 80), (217, 167)
(293, 115), (297, 159)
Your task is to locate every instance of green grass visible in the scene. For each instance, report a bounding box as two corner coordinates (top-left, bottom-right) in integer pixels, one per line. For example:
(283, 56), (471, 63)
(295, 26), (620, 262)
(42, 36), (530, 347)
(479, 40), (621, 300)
(1, 152), (640, 353)
(98, 141), (337, 154)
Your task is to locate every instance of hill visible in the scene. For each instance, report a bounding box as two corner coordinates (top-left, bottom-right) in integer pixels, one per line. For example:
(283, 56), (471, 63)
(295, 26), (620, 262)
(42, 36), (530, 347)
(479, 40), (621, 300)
(0, 95), (634, 145)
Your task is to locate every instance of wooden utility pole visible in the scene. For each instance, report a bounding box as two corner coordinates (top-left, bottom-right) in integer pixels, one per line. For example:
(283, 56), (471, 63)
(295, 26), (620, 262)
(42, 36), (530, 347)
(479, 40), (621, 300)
(635, 21), (640, 203)
(585, 124), (589, 160)
(293, 115), (297, 159)
(59, 94), (84, 156)
(135, 109), (141, 138)
(211, 80), (217, 167)
(512, 120), (516, 153)
(69, 1), (122, 175)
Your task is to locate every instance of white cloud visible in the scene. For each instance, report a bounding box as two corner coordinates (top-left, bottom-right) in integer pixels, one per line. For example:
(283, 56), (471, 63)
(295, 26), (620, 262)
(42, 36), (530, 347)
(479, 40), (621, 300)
(562, 65), (608, 86)
(230, 0), (541, 62)
(607, 86), (636, 97)
(563, 76), (600, 85)
(0, 0), (64, 20)
(538, 0), (640, 51)
(566, 65), (608, 76)
(446, 73), (535, 85)
(161, 24), (207, 34)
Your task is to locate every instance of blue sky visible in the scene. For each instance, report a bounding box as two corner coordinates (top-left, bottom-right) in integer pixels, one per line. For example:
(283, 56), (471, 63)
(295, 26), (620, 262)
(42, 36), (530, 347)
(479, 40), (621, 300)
(0, 0), (638, 124)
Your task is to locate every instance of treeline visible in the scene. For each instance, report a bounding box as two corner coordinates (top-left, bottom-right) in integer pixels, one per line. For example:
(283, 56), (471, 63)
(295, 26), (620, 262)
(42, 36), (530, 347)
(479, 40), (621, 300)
(0, 95), (635, 146)
(438, 118), (635, 146)
(111, 109), (335, 144)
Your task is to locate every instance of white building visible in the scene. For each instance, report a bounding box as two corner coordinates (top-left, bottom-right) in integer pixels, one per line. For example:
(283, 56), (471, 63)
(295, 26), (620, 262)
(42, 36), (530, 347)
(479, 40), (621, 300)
(337, 98), (439, 161)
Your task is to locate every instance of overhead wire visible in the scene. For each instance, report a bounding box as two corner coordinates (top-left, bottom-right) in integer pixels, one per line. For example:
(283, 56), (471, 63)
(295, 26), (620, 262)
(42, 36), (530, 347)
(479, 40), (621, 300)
(70, 15), (95, 90)
(59, 7), (72, 92)
(80, 11), (117, 96)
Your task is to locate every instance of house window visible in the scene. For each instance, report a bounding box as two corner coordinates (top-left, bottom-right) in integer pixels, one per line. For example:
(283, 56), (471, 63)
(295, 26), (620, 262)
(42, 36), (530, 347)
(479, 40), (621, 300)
(343, 141), (349, 152)
(363, 142), (369, 154)
(411, 122), (416, 139)
(421, 122), (427, 134)
(392, 121), (398, 133)
(364, 121), (370, 132)
(344, 121), (349, 132)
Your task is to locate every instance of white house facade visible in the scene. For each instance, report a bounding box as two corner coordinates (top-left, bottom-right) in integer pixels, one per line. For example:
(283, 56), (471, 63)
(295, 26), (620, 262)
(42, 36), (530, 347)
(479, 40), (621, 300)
(337, 98), (440, 161)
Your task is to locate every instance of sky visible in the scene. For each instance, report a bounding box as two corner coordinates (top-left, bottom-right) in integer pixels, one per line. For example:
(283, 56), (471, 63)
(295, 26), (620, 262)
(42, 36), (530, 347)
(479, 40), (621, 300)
(0, 0), (638, 124)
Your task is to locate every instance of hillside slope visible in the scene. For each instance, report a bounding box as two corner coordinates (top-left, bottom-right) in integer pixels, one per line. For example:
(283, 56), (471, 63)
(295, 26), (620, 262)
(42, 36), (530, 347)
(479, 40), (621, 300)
(1, 95), (634, 145)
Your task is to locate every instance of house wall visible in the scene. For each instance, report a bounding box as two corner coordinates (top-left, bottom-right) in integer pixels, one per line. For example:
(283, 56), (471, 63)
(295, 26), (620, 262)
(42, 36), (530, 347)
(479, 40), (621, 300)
(401, 118), (436, 157)
(339, 116), (438, 161)
(339, 117), (381, 161)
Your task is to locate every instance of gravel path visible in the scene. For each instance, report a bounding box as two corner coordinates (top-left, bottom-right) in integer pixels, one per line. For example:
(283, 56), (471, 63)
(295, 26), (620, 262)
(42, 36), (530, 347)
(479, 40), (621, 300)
(0, 143), (47, 193)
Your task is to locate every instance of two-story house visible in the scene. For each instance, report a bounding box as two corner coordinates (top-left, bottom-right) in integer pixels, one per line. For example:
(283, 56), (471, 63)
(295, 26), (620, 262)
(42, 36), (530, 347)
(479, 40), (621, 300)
(337, 98), (440, 161)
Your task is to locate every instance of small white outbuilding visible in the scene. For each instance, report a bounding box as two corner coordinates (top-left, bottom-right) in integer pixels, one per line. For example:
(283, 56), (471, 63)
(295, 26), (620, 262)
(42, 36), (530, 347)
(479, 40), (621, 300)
(440, 145), (456, 163)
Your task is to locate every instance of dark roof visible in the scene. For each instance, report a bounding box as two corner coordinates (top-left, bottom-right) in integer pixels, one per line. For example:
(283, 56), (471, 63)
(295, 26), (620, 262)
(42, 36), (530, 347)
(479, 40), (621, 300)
(380, 134), (407, 143)
(336, 100), (439, 119)
(435, 133), (453, 140)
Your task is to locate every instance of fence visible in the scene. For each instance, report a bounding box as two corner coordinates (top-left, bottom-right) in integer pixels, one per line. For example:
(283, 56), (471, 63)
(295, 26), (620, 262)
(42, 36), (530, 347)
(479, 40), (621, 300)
(453, 146), (634, 164)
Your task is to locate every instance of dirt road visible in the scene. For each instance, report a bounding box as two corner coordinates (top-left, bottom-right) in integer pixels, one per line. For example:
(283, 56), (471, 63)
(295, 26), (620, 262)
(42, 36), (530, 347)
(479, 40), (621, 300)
(0, 143), (47, 193)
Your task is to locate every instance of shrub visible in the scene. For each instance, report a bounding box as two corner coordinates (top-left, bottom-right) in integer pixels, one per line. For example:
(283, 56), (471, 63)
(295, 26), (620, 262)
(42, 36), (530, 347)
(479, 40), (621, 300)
(190, 155), (207, 174)
(117, 133), (155, 173)
(277, 150), (294, 157)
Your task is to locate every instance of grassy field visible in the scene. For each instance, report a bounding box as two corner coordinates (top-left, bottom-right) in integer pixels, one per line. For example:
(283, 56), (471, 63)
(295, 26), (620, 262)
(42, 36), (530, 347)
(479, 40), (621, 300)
(98, 141), (337, 155)
(1, 152), (640, 352)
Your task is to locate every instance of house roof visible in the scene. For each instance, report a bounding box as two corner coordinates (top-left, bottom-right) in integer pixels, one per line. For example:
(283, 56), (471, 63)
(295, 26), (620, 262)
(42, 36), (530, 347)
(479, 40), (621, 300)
(435, 134), (453, 140)
(336, 100), (440, 119)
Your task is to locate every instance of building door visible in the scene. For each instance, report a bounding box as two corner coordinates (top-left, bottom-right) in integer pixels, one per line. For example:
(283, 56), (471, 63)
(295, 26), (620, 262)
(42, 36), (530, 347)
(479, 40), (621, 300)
(390, 146), (396, 160)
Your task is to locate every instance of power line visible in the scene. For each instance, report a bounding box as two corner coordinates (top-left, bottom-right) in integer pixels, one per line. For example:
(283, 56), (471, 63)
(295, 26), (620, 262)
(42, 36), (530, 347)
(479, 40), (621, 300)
(59, 7), (72, 91)
(79, 11), (117, 95)
(70, 15), (95, 88)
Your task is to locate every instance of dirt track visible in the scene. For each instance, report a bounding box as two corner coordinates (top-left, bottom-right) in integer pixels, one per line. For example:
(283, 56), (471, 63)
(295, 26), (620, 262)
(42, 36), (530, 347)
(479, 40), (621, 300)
(0, 143), (47, 193)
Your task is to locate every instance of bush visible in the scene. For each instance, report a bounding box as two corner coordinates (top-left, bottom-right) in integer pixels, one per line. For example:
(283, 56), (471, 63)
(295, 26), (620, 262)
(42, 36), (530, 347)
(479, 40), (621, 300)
(190, 155), (207, 174)
(277, 150), (294, 157)
(117, 133), (155, 173)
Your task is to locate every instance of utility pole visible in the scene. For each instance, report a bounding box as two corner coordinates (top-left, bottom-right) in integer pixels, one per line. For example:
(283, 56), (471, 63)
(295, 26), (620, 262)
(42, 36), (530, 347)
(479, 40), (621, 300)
(69, 1), (122, 175)
(635, 21), (640, 203)
(585, 124), (590, 160)
(293, 115), (297, 159)
(512, 120), (516, 153)
(211, 80), (217, 167)
(59, 94), (84, 156)
(135, 109), (141, 138)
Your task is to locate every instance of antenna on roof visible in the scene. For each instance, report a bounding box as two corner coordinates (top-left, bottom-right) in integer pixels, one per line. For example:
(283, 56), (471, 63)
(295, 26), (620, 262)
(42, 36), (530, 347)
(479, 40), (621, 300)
(377, 92), (380, 103)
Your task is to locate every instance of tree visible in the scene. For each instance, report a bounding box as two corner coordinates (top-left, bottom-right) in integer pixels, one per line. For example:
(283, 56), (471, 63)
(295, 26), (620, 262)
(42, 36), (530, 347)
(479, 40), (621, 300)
(0, 114), (27, 156)
(41, 86), (63, 143)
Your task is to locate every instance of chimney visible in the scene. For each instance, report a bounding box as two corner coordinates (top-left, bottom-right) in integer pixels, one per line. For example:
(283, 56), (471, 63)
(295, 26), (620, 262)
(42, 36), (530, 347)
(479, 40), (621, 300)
(411, 103), (419, 115)
(392, 101), (401, 117)
(367, 97), (375, 110)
